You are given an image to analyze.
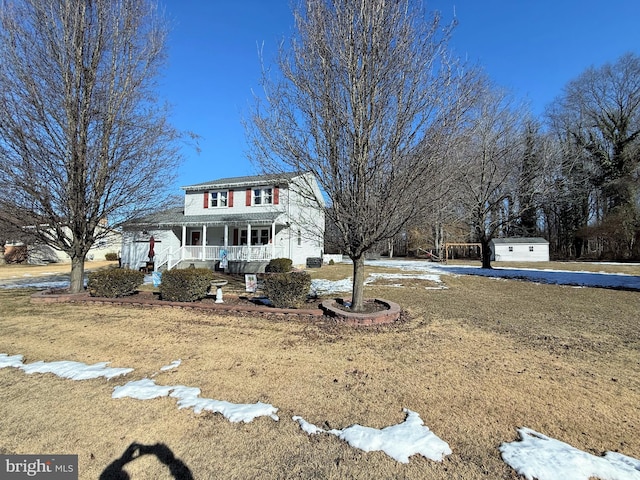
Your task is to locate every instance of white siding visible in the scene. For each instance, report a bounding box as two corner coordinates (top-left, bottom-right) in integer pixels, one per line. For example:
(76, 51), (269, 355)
(491, 242), (549, 262)
(121, 229), (179, 270)
(184, 186), (287, 217)
(122, 173), (326, 269)
(26, 227), (121, 264)
(285, 173), (325, 266)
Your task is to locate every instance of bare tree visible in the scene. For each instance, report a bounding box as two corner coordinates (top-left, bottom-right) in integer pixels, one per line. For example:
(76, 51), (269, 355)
(546, 53), (640, 259)
(0, 0), (181, 292)
(454, 83), (547, 268)
(246, 0), (475, 310)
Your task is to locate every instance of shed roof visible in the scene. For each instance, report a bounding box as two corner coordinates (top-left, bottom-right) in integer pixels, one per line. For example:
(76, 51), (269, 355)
(490, 237), (549, 245)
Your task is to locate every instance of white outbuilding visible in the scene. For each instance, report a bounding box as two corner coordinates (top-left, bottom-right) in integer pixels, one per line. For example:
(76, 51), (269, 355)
(490, 237), (550, 262)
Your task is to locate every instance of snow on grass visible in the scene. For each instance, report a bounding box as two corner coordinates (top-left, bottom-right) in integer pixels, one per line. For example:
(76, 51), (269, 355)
(160, 359), (181, 371)
(112, 378), (279, 423)
(500, 427), (640, 480)
(0, 353), (133, 380)
(366, 259), (640, 290)
(0, 354), (25, 368)
(293, 409), (452, 463)
(311, 271), (445, 295)
(2, 352), (639, 472)
(1, 280), (72, 290)
(310, 277), (353, 295)
(364, 272), (445, 289)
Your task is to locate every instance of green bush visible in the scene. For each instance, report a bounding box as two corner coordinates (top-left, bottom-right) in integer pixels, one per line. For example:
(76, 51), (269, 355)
(159, 268), (215, 302)
(262, 271), (311, 309)
(104, 252), (119, 261)
(328, 259), (335, 265)
(266, 258), (293, 273)
(87, 268), (144, 298)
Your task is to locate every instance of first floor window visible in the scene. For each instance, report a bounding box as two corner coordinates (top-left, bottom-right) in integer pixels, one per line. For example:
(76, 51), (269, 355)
(240, 228), (271, 245)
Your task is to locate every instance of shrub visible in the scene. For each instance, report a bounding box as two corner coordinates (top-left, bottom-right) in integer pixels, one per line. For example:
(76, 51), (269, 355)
(159, 268), (215, 302)
(262, 271), (311, 309)
(104, 252), (119, 261)
(4, 245), (27, 264)
(328, 259), (335, 265)
(266, 258), (293, 273)
(87, 268), (144, 297)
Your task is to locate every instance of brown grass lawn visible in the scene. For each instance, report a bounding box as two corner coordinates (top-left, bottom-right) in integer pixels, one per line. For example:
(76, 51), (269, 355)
(0, 260), (638, 479)
(0, 260), (117, 281)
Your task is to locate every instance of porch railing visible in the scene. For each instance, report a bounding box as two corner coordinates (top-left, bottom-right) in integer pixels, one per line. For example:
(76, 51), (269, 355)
(155, 245), (284, 271)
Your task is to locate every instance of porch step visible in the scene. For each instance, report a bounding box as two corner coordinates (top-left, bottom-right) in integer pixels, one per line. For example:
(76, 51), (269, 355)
(173, 260), (219, 270)
(166, 259), (269, 274)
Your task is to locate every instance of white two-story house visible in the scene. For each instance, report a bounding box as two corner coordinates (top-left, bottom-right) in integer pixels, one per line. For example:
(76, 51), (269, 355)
(120, 172), (325, 273)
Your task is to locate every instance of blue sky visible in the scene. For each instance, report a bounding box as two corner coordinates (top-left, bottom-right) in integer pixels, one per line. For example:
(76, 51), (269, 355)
(158, 1), (640, 190)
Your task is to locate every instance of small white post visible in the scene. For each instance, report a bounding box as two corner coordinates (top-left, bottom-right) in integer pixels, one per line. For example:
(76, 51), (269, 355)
(202, 225), (207, 260)
(271, 221), (276, 259)
(247, 223), (252, 261)
(181, 226), (187, 262)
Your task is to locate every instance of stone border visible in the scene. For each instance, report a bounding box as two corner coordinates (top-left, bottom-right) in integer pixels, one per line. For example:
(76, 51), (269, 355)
(30, 290), (324, 320)
(31, 291), (402, 325)
(320, 298), (401, 326)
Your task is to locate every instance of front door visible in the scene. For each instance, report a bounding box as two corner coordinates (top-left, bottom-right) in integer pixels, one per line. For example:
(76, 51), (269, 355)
(190, 231), (201, 246)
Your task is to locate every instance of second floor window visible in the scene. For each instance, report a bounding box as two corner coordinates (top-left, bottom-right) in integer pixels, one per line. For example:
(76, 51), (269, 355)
(253, 187), (273, 205)
(211, 191), (228, 207)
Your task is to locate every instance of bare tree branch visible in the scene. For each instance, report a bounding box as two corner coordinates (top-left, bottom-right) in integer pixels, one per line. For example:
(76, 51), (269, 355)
(245, 0), (477, 310)
(0, 0), (182, 291)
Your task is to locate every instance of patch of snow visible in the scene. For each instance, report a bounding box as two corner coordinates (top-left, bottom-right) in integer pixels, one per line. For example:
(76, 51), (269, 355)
(293, 408), (452, 463)
(365, 272), (445, 289)
(366, 259), (640, 290)
(310, 278), (353, 295)
(0, 353), (133, 380)
(160, 359), (181, 371)
(112, 378), (173, 400)
(113, 378), (279, 423)
(1, 280), (72, 290)
(500, 427), (640, 480)
(2, 352), (640, 472)
(0, 353), (25, 368)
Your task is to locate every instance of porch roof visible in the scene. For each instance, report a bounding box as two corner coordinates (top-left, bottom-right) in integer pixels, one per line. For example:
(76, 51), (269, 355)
(124, 208), (284, 229)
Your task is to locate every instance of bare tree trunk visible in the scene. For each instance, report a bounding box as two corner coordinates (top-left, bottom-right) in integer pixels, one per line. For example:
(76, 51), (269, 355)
(70, 256), (86, 293)
(480, 239), (492, 269)
(351, 255), (365, 311)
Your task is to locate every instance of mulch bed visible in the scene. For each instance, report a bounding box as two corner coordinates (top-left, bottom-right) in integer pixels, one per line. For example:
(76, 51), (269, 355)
(31, 289), (402, 326)
(31, 288), (325, 319)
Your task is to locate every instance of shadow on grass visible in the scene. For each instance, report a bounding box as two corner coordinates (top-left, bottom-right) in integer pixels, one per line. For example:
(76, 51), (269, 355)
(100, 443), (193, 480)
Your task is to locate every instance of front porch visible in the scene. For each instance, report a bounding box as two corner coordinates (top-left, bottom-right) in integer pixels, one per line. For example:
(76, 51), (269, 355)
(123, 210), (292, 273)
(155, 244), (285, 271)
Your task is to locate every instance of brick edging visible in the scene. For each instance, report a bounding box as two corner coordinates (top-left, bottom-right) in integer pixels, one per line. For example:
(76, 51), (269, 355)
(30, 290), (324, 319)
(320, 298), (401, 326)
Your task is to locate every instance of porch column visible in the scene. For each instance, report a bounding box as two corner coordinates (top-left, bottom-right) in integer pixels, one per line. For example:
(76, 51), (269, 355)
(247, 223), (251, 261)
(181, 225), (187, 261)
(271, 221), (276, 259)
(224, 225), (229, 249)
(202, 225), (207, 260)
